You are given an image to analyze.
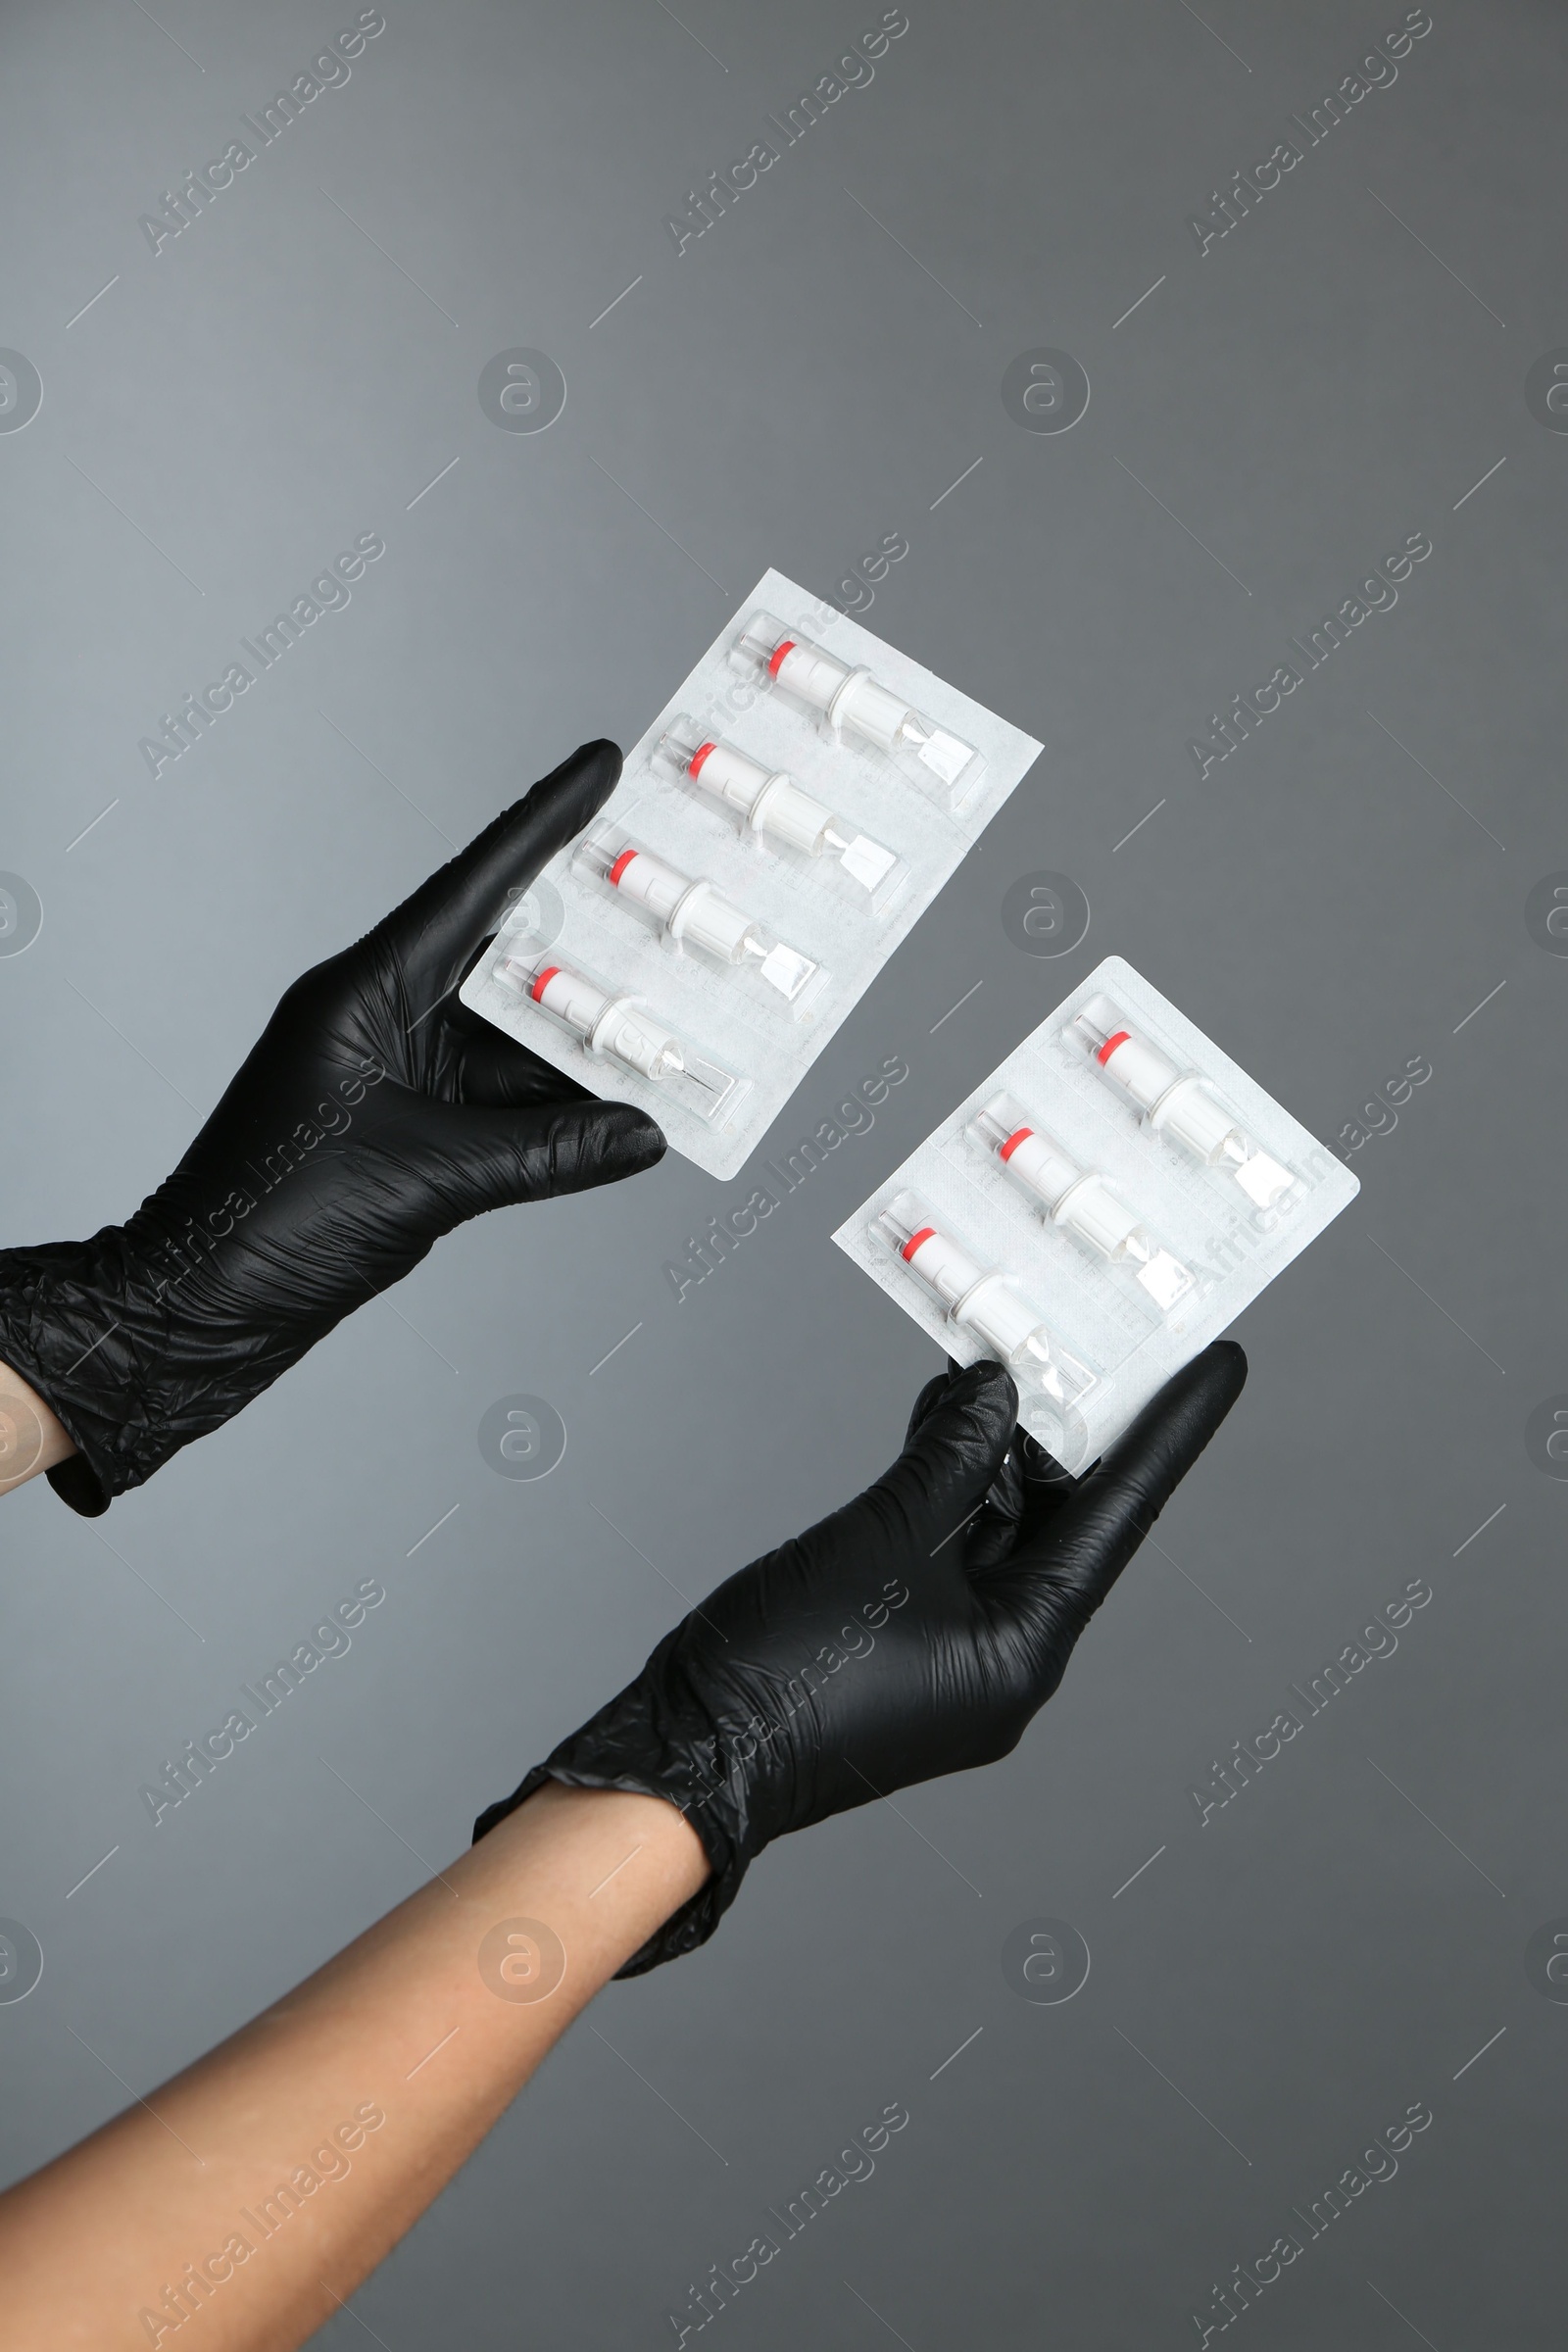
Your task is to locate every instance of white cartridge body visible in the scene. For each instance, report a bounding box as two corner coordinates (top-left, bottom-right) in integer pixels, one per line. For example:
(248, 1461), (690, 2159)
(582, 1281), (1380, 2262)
(875, 1194), (1094, 1406)
(693, 737), (830, 854)
(492, 947), (741, 1122)
(574, 836), (818, 1000)
(732, 612), (983, 802)
(971, 1095), (1193, 1311)
(1069, 996), (1294, 1209)
(656, 719), (898, 895)
(494, 950), (683, 1081)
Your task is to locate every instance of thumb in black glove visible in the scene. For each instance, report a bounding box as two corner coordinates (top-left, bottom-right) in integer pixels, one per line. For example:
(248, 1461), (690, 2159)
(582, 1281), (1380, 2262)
(0, 741), (664, 1513)
(475, 1340), (1248, 1971)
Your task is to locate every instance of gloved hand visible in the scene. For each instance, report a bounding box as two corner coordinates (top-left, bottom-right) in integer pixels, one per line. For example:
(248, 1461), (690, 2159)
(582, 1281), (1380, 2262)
(0, 741), (663, 1515)
(475, 1340), (1247, 1971)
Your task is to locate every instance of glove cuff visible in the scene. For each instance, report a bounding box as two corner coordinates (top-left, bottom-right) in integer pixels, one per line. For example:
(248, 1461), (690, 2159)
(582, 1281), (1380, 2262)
(0, 1225), (286, 1511)
(471, 1638), (762, 1975)
(0, 1239), (143, 1510)
(472, 1765), (742, 1975)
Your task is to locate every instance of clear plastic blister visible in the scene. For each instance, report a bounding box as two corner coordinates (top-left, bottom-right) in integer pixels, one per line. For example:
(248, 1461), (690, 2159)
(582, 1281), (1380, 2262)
(492, 944), (741, 1123)
(653, 717), (906, 910)
(834, 956), (1358, 1471)
(876, 1186), (1097, 1463)
(728, 611), (986, 811)
(571, 827), (825, 1012)
(460, 569), (1043, 1179)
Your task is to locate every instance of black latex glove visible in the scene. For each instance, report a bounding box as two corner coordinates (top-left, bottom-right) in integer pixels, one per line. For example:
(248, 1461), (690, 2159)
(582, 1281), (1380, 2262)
(0, 741), (664, 1515)
(475, 1340), (1247, 1972)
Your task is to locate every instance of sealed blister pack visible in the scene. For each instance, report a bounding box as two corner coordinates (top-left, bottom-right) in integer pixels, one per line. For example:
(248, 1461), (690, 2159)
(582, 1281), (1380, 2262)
(834, 956), (1358, 1470)
(459, 570), (1043, 1179)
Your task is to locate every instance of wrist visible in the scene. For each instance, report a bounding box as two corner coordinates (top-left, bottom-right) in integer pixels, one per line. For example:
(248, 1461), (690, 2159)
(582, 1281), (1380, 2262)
(472, 1653), (763, 1976)
(0, 1359), (75, 1494)
(0, 1213), (312, 1512)
(468, 1783), (710, 1986)
(0, 1234), (142, 1508)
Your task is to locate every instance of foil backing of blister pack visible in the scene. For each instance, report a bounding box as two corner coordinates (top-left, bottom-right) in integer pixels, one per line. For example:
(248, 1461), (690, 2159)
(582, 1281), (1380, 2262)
(459, 569), (1043, 1180)
(833, 956), (1359, 1471)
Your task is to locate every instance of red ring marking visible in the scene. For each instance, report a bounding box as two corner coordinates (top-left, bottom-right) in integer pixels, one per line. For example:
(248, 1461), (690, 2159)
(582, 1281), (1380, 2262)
(529, 964), (562, 1004)
(901, 1225), (937, 1262)
(766, 639), (796, 678)
(998, 1126), (1033, 1162)
(1096, 1029), (1132, 1066)
(688, 740), (716, 777)
(608, 849), (639, 888)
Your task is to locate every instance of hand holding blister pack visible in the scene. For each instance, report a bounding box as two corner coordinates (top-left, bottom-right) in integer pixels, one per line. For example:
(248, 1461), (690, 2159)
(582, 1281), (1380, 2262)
(460, 570), (1042, 1179)
(492, 944), (740, 1122)
(835, 957), (1357, 1469)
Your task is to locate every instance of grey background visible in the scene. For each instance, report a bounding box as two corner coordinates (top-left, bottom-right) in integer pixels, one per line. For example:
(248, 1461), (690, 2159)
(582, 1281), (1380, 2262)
(0, 1), (1563, 2343)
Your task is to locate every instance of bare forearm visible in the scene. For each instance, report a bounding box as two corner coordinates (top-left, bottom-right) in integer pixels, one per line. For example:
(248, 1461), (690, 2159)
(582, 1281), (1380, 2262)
(0, 1784), (708, 2350)
(0, 1360), (74, 1493)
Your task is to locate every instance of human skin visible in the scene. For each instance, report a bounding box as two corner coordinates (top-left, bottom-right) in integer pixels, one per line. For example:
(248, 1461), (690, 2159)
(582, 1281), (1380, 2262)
(0, 1360), (74, 1491)
(0, 1782), (708, 2351)
(0, 1345), (1247, 2345)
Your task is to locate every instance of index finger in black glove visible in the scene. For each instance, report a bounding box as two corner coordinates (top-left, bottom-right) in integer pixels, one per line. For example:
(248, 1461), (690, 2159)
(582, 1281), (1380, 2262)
(475, 1341), (1247, 1972)
(368, 740), (622, 1064)
(903, 1358), (1074, 1569)
(961, 1341), (1248, 1702)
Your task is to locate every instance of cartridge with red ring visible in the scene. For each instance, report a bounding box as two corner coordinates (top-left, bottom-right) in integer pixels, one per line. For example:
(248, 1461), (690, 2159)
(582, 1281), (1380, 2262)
(874, 1189), (1096, 1410)
(571, 830), (818, 1001)
(654, 715), (899, 896)
(728, 610), (984, 806)
(1068, 995), (1295, 1210)
(969, 1092), (1194, 1310)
